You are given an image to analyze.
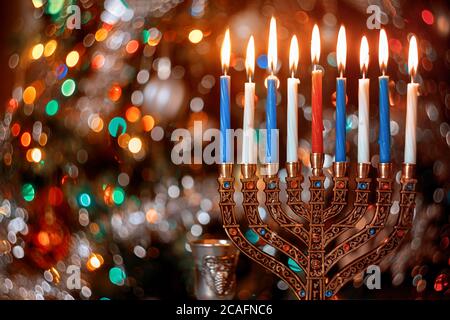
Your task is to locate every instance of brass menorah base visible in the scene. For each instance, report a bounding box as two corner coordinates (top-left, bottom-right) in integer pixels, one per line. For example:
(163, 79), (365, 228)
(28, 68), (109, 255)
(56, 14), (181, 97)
(218, 154), (416, 300)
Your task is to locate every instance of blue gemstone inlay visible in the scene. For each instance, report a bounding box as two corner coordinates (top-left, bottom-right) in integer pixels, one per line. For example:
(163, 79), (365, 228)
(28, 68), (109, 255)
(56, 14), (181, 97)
(300, 290), (306, 297)
(268, 182), (276, 190)
(288, 258), (302, 273)
(325, 290), (333, 298)
(369, 228), (376, 235)
(314, 181), (321, 188)
(245, 229), (259, 244)
(358, 182), (368, 190)
(260, 229), (266, 236)
(223, 181), (231, 189)
(406, 183), (414, 191)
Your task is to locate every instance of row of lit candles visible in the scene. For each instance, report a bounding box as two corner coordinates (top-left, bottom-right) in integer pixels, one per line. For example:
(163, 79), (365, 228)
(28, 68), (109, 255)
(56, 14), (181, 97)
(219, 18), (419, 166)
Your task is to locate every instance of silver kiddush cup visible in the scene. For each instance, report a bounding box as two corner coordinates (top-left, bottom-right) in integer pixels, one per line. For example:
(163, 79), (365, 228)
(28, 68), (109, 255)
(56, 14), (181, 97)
(190, 239), (239, 300)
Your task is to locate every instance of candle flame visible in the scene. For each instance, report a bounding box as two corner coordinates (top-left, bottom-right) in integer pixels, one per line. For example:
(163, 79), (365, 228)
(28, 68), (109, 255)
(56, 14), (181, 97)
(408, 35), (418, 80)
(289, 35), (299, 76)
(221, 29), (231, 73)
(336, 25), (347, 75)
(360, 36), (369, 76)
(378, 29), (389, 74)
(246, 35), (255, 80)
(268, 17), (278, 74)
(311, 24), (320, 65)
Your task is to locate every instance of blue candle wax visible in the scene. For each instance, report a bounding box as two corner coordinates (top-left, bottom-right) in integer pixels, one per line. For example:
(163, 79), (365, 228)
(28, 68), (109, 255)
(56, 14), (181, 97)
(335, 78), (347, 162)
(266, 77), (277, 163)
(378, 75), (391, 163)
(220, 75), (232, 163)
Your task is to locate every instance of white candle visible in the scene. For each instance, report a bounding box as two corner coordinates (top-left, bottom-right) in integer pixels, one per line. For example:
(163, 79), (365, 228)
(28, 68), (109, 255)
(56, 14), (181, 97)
(287, 35), (299, 163)
(358, 36), (370, 163)
(404, 35), (419, 164)
(242, 82), (256, 164)
(242, 36), (256, 164)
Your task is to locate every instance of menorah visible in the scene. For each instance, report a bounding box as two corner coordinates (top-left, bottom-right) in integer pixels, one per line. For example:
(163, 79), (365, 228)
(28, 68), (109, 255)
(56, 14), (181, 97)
(217, 156), (416, 300)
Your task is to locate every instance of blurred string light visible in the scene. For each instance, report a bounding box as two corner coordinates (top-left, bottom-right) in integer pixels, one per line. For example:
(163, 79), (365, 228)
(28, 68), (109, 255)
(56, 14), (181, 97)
(47, 0), (65, 15)
(56, 64), (68, 80)
(128, 137), (142, 154)
(45, 100), (59, 116)
(32, 0), (44, 8)
(61, 79), (76, 96)
(108, 117), (127, 137)
(109, 267), (126, 286)
(30, 148), (42, 163)
(87, 253), (104, 271)
(44, 40), (58, 58)
(112, 187), (125, 205)
(125, 106), (141, 122)
(79, 193), (92, 207)
(101, 0), (133, 25)
(31, 44), (44, 60)
(21, 184), (35, 202)
(66, 51), (80, 68)
(23, 86), (36, 104)
(191, 0), (206, 17)
(188, 29), (204, 44)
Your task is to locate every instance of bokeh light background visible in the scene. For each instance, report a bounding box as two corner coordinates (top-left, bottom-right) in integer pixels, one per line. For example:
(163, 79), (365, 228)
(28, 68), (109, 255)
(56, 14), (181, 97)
(0, 0), (449, 300)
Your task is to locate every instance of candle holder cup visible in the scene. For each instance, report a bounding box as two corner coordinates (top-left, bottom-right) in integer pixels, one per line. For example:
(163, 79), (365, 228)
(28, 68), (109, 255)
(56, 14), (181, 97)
(218, 155), (416, 300)
(190, 239), (239, 300)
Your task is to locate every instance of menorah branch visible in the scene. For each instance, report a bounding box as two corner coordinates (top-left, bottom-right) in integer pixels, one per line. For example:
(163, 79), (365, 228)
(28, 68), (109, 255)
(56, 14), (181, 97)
(323, 162), (349, 222)
(324, 163), (393, 273)
(325, 164), (416, 298)
(218, 164), (305, 299)
(285, 162), (310, 222)
(240, 165), (308, 273)
(324, 163), (372, 247)
(218, 160), (416, 300)
(263, 173), (310, 247)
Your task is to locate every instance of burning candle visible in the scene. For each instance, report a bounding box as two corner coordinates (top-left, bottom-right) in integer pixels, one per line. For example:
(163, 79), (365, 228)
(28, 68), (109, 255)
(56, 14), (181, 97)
(311, 24), (323, 154)
(242, 36), (256, 164)
(266, 17), (278, 163)
(335, 26), (347, 162)
(358, 36), (370, 164)
(404, 35), (419, 164)
(287, 35), (300, 163)
(220, 29), (232, 163)
(378, 29), (391, 163)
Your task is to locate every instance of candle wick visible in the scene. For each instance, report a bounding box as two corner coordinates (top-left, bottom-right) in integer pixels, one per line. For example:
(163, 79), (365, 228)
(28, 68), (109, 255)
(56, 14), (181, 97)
(363, 72), (366, 79)
(340, 70), (343, 78)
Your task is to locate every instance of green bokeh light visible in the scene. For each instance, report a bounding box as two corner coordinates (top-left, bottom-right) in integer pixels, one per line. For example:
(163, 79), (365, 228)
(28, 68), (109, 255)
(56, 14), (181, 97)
(22, 183), (35, 202)
(47, 0), (64, 15)
(61, 79), (76, 97)
(108, 117), (127, 138)
(46, 100), (59, 116)
(79, 193), (91, 207)
(112, 187), (125, 205)
(142, 30), (150, 43)
(109, 267), (126, 286)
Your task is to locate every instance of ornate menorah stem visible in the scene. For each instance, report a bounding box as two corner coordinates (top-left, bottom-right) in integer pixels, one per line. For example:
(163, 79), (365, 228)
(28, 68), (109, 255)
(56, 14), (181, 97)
(286, 162), (309, 222)
(217, 157), (416, 300)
